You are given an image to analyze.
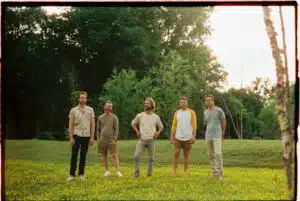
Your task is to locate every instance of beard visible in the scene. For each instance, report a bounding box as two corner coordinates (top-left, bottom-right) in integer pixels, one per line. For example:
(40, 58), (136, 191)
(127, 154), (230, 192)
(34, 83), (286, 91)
(79, 101), (86, 105)
(144, 106), (152, 111)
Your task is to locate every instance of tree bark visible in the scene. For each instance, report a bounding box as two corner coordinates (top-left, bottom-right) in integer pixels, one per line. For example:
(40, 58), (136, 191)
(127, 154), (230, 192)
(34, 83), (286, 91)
(279, 6), (293, 136)
(62, 60), (78, 107)
(263, 6), (293, 200)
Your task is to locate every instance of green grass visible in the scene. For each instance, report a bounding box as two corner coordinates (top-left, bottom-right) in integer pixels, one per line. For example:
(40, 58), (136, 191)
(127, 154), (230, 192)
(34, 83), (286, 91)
(5, 139), (293, 200)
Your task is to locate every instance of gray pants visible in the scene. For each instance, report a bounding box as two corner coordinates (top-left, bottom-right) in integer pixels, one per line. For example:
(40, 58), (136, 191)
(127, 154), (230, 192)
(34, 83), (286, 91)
(207, 139), (223, 177)
(134, 139), (155, 178)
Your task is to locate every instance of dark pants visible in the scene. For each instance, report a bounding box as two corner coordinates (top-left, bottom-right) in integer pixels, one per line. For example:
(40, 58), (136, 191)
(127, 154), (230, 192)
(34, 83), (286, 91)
(69, 135), (90, 176)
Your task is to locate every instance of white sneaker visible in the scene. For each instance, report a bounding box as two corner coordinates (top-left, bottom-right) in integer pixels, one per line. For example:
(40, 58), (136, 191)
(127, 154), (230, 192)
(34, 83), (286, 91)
(104, 171), (111, 177)
(79, 175), (85, 180)
(67, 176), (74, 181)
(116, 171), (123, 177)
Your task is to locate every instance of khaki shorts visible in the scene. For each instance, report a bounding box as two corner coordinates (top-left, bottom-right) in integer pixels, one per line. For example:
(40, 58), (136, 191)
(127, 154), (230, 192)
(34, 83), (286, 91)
(175, 138), (192, 151)
(98, 139), (118, 155)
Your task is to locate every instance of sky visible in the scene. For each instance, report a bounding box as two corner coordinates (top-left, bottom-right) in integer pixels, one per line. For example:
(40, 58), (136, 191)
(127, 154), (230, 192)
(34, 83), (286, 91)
(42, 6), (297, 89)
(205, 6), (296, 89)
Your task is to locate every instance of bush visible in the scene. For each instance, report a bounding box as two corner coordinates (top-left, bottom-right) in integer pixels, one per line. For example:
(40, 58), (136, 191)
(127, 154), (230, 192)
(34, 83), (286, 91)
(65, 128), (70, 141)
(256, 100), (281, 139)
(38, 131), (66, 141)
(38, 132), (54, 140)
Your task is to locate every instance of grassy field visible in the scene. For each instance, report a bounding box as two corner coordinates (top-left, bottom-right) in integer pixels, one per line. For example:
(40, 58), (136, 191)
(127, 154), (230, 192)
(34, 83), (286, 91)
(5, 139), (294, 200)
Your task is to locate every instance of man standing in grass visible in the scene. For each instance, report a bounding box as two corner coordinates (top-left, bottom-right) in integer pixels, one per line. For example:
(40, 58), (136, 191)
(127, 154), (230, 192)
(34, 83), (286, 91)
(131, 98), (164, 179)
(67, 91), (95, 181)
(97, 101), (123, 177)
(204, 94), (226, 180)
(171, 96), (197, 176)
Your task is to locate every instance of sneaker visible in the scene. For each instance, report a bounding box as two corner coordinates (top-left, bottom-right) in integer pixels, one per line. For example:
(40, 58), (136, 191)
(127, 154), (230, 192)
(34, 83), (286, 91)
(79, 175), (85, 180)
(104, 171), (111, 177)
(116, 171), (123, 177)
(67, 176), (74, 181)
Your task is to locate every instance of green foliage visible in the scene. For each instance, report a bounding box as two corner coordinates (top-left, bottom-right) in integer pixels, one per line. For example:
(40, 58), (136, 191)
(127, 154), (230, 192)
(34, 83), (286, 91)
(5, 140), (291, 200)
(65, 128), (70, 141)
(38, 132), (54, 140)
(99, 69), (152, 139)
(38, 132), (66, 141)
(149, 51), (197, 137)
(4, 6), (290, 141)
(256, 100), (281, 139)
(70, 90), (81, 106)
(5, 6), (221, 139)
(218, 89), (266, 139)
(99, 50), (222, 139)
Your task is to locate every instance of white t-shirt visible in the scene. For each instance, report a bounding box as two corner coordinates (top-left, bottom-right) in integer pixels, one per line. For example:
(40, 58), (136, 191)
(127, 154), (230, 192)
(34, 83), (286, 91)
(132, 112), (164, 140)
(171, 108), (197, 141)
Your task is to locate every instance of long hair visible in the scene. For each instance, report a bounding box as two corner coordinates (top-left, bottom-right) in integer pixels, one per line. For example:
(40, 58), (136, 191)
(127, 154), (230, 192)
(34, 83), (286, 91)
(145, 97), (156, 111)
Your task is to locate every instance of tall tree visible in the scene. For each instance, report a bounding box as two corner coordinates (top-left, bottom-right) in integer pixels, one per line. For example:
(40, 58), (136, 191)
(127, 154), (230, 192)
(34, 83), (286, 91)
(279, 7), (293, 138)
(263, 6), (293, 200)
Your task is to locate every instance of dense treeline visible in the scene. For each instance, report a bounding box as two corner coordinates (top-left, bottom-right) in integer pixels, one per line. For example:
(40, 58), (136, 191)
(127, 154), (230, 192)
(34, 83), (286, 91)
(4, 6), (292, 140)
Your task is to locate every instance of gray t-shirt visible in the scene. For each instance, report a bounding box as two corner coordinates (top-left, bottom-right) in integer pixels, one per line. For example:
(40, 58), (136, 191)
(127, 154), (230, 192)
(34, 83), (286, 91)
(204, 106), (225, 140)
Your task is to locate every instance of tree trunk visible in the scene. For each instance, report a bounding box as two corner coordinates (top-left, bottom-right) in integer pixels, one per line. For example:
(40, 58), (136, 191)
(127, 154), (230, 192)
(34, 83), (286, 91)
(263, 6), (293, 200)
(279, 6), (293, 136)
(62, 60), (78, 107)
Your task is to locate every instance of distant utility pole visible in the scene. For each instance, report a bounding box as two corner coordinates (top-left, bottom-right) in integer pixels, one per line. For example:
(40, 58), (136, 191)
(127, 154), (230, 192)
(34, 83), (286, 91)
(240, 65), (243, 140)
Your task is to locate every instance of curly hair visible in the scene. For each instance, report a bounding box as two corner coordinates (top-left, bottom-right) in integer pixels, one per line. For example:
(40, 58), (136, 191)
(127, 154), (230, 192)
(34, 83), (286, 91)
(145, 97), (156, 111)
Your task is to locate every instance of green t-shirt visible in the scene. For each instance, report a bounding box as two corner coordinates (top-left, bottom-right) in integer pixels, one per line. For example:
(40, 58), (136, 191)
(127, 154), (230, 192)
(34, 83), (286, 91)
(97, 113), (119, 140)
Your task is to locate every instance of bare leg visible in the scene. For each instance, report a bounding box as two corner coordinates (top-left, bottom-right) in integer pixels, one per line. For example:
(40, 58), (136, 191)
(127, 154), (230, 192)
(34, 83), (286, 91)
(183, 150), (191, 173)
(103, 154), (109, 171)
(112, 153), (119, 171)
(172, 148), (181, 176)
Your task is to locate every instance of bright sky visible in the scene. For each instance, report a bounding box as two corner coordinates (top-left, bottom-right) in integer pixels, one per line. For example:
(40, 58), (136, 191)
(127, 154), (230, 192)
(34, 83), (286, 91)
(42, 6), (297, 89)
(205, 6), (296, 89)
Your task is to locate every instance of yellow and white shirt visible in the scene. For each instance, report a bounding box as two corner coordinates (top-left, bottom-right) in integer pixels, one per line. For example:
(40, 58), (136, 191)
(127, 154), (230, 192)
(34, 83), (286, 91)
(171, 108), (197, 141)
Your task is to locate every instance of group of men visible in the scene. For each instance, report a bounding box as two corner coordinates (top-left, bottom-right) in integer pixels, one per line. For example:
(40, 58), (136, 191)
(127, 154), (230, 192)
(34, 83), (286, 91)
(67, 92), (226, 181)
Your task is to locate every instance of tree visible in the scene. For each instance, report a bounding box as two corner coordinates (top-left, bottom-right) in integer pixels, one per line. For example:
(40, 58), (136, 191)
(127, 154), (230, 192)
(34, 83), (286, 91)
(4, 6), (221, 139)
(279, 7), (293, 143)
(217, 88), (264, 140)
(4, 7), (71, 138)
(263, 6), (293, 199)
(99, 69), (152, 139)
(149, 51), (197, 137)
(257, 100), (281, 139)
